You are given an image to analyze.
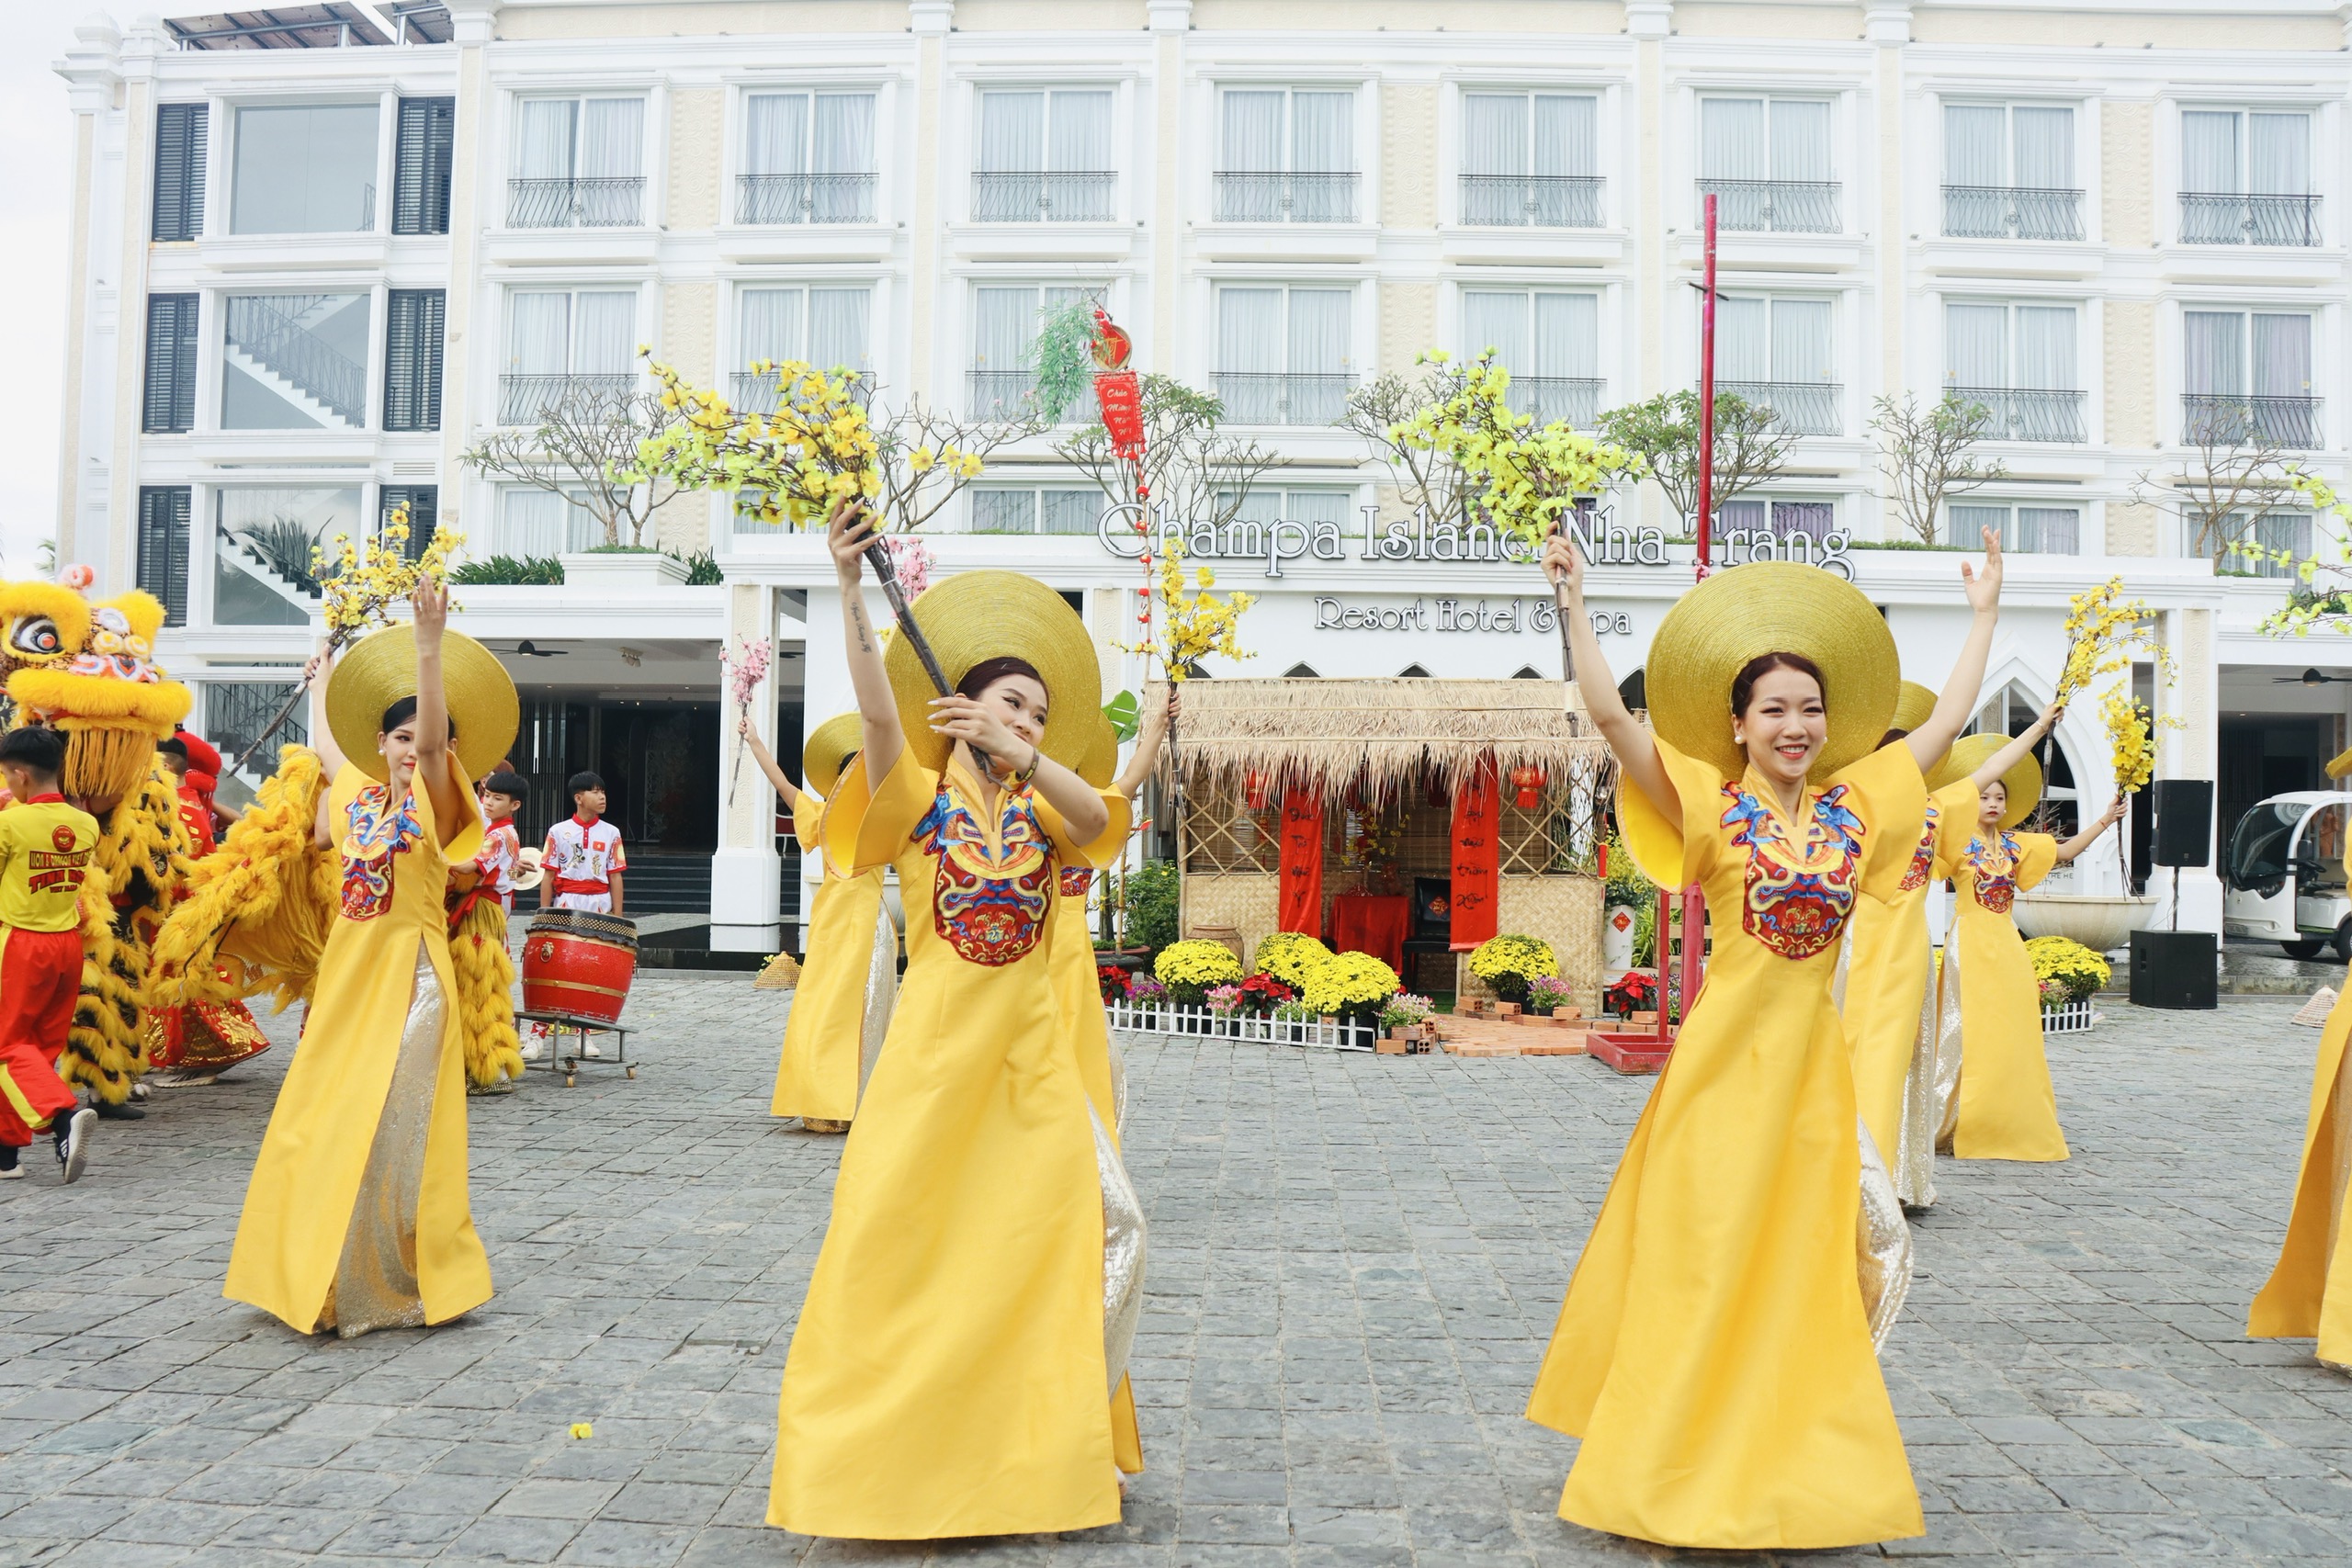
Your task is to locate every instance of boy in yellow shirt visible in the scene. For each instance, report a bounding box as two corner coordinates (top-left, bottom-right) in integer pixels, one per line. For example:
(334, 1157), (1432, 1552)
(0, 728), (99, 1183)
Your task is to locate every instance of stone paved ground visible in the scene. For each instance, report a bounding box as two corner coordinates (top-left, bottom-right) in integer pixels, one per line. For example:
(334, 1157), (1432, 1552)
(5, 975), (2352, 1566)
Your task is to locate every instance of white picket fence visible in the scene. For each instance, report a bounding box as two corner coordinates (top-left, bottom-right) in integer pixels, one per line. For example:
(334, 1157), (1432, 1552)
(2041, 998), (2099, 1034)
(1106, 1000), (1379, 1052)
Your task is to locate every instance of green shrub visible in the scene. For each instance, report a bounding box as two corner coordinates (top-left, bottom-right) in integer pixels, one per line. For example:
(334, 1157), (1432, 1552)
(1124, 859), (1180, 952)
(452, 554), (566, 586)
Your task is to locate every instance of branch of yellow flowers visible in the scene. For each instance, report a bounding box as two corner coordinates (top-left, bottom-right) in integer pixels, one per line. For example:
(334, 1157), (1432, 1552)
(232, 504), (466, 776)
(2054, 578), (2173, 708)
(1113, 532), (1256, 684)
(2100, 689), (2178, 882)
(629, 354), (990, 535)
(2250, 468), (2352, 637)
(1386, 350), (1646, 553)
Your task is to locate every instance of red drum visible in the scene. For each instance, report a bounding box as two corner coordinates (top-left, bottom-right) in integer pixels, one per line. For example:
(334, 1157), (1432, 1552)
(522, 909), (639, 1024)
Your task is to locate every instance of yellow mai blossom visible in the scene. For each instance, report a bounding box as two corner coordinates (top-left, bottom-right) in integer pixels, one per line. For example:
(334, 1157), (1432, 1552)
(1118, 534), (1255, 681)
(906, 447), (936, 473)
(317, 503), (464, 648)
(2055, 578), (2172, 706)
(1390, 350), (1643, 549)
(2103, 691), (2159, 795)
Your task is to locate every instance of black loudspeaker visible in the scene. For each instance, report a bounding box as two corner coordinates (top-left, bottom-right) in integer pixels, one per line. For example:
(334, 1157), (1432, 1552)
(2130, 930), (2217, 1010)
(2151, 779), (2215, 868)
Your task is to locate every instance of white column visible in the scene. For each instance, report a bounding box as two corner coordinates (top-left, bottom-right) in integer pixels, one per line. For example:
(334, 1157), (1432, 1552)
(709, 581), (783, 952)
(2154, 606), (2222, 933)
(53, 18), (120, 567)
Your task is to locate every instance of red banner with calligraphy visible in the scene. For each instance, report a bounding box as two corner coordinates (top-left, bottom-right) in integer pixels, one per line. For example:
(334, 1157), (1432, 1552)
(1094, 369), (1145, 461)
(1278, 789), (1324, 936)
(1450, 761), (1499, 951)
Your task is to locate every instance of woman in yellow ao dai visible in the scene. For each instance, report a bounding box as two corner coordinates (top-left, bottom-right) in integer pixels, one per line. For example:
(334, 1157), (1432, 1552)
(1942, 776), (2125, 1162)
(741, 718), (896, 1130)
(226, 586), (492, 1337)
(2250, 834), (2352, 1368)
(1521, 533), (2010, 1551)
(769, 507), (1139, 1540)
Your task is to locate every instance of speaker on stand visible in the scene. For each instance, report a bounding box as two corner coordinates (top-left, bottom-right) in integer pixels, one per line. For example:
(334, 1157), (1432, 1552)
(2132, 779), (2216, 1010)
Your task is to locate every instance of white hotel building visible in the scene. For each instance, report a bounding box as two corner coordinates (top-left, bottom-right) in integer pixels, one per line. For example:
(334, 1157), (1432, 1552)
(43, 0), (2352, 949)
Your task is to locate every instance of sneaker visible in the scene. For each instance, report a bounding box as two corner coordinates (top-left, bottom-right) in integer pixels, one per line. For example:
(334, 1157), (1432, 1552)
(56, 1108), (96, 1184)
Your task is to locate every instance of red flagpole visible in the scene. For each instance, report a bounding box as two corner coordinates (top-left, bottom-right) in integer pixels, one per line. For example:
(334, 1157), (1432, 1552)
(1694, 193), (1719, 581)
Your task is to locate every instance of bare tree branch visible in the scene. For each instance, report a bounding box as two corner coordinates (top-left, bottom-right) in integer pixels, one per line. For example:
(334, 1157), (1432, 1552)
(1869, 392), (2009, 546)
(1057, 375), (1283, 536)
(1341, 362), (1482, 530)
(461, 380), (686, 548)
(2132, 407), (2297, 569)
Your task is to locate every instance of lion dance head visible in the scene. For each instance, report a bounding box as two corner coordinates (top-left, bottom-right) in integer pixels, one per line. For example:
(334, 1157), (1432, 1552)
(1, 570), (191, 809)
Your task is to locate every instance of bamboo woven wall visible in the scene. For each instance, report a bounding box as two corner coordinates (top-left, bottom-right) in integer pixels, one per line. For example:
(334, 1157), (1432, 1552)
(1183, 873), (1281, 964)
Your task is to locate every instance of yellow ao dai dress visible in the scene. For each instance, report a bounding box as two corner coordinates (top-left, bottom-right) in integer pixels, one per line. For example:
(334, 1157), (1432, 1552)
(225, 763), (489, 1337)
(769, 753), (1142, 1539)
(1945, 829), (2067, 1162)
(771, 787), (896, 1125)
(1526, 738), (1927, 1550)
(2248, 853), (2352, 1367)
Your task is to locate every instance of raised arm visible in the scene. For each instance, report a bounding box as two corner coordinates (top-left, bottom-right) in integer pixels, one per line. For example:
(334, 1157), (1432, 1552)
(738, 714), (800, 809)
(308, 644), (345, 849)
(1972, 701), (2061, 790)
(1905, 526), (2004, 771)
(409, 580), (472, 850)
(2056, 795), (2128, 864)
(1114, 689), (1174, 803)
(929, 698), (1113, 844)
(1542, 527), (1678, 824)
(828, 500), (904, 784)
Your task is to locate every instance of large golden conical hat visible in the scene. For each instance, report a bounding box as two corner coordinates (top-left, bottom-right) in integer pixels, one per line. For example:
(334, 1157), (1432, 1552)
(1079, 716), (1119, 788)
(327, 625), (519, 784)
(883, 570), (1101, 772)
(1927, 732), (2043, 829)
(803, 713), (864, 798)
(1644, 563), (1899, 781)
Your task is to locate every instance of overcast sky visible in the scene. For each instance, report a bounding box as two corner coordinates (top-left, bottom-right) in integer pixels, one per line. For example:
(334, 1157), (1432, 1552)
(1, 10), (86, 580)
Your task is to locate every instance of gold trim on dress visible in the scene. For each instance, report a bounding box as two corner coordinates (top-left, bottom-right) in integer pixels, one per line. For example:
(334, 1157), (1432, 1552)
(318, 949), (442, 1338)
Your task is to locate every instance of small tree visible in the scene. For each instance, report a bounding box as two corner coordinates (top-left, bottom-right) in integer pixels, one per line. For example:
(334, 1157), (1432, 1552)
(1593, 389), (1796, 534)
(1341, 355), (1487, 530)
(462, 378), (686, 548)
(1870, 392), (2009, 547)
(1057, 374), (1283, 540)
(2134, 412), (2299, 570)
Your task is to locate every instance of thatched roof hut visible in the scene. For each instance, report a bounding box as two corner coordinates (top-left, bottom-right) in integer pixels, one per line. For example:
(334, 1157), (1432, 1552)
(1167, 678), (1614, 801)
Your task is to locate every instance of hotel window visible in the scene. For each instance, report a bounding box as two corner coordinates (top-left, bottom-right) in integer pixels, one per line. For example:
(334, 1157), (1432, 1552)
(152, 103), (207, 242)
(1461, 92), (1600, 227)
(380, 485), (438, 562)
(1697, 96), (1836, 232)
(212, 487), (363, 626)
(509, 96), (646, 228)
(1216, 87), (1357, 222)
(1942, 300), (2085, 442)
(974, 89), (1114, 221)
(220, 291), (369, 431)
(1946, 502), (2081, 554)
(2181, 108), (2317, 245)
(500, 487), (603, 557)
(2183, 309), (2317, 449)
(1942, 103), (2080, 240)
(971, 283), (1102, 421)
(136, 486), (190, 627)
(1718, 497), (1837, 547)
(391, 97), (456, 235)
(735, 286), (872, 412)
(2214, 509), (2313, 579)
(1225, 488), (1351, 532)
(969, 488), (1104, 536)
(382, 289), (446, 434)
(1462, 289), (1600, 427)
(1215, 287), (1353, 425)
(502, 289), (637, 426)
(142, 294), (199, 434)
(740, 91), (877, 223)
(230, 103), (380, 234)
(1713, 294), (1837, 435)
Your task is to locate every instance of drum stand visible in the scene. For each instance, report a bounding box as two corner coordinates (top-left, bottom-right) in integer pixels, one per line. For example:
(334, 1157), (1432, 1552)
(519, 1010), (635, 1089)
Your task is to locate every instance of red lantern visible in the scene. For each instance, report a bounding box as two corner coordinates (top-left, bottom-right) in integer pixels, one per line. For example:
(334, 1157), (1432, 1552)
(1243, 769), (1273, 811)
(1509, 763), (1547, 809)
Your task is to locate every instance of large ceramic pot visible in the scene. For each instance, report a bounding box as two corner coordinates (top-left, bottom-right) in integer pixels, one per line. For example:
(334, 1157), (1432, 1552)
(2013, 893), (2161, 954)
(1602, 901), (1640, 972)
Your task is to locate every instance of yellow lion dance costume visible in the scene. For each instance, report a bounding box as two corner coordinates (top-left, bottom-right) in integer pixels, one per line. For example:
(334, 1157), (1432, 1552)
(0, 575), (193, 1107)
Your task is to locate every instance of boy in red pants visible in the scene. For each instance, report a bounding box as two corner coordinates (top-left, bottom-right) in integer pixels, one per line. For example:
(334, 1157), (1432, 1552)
(0, 727), (99, 1183)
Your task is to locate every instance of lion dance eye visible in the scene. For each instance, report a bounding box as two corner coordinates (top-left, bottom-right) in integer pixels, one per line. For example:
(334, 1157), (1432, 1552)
(7, 617), (62, 658)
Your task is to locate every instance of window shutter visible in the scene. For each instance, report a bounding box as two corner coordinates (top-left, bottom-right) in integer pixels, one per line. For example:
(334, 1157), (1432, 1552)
(153, 103), (208, 242)
(381, 486), (439, 562)
(383, 289), (447, 432)
(393, 97), (456, 235)
(141, 295), (198, 433)
(136, 487), (191, 626)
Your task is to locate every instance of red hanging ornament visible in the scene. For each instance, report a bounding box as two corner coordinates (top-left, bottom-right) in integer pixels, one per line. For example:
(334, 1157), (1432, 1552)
(1508, 762), (1547, 810)
(1243, 769), (1273, 812)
